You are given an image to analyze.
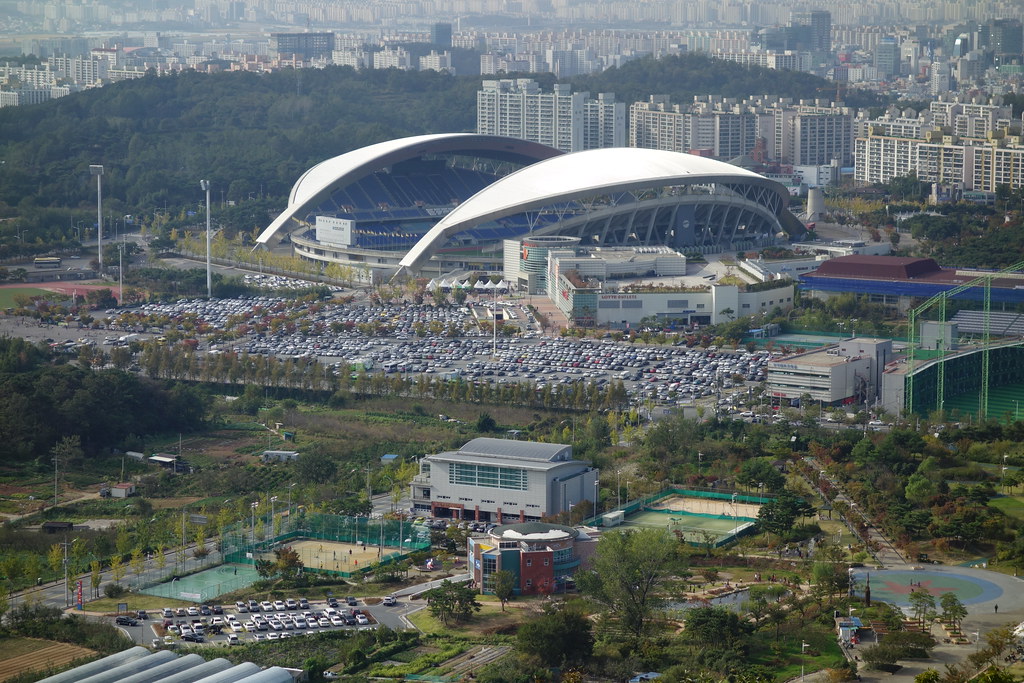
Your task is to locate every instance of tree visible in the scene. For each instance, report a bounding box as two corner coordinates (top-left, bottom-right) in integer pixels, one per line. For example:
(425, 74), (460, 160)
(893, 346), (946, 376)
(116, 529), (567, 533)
(294, 451), (337, 485)
(908, 588), (936, 625)
(939, 592), (967, 632)
(255, 559), (277, 578)
(109, 555), (126, 583)
(47, 544), (62, 577)
(905, 473), (937, 504)
(275, 546), (304, 575)
(423, 579), (481, 626)
(736, 458), (785, 492)
(517, 603), (594, 667)
(756, 492), (814, 537)
(492, 569), (515, 611)
(576, 527), (681, 639)
(475, 412), (497, 433)
(90, 560), (102, 599)
(684, 606), (750, 649)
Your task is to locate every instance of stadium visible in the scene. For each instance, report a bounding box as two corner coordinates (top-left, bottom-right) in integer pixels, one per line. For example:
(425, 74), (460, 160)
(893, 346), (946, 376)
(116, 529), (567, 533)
(255, 134), (803, 278)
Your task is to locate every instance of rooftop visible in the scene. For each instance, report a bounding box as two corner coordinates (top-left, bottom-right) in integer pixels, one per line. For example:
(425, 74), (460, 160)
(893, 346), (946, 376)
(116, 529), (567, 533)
(459, 437), (573, 462)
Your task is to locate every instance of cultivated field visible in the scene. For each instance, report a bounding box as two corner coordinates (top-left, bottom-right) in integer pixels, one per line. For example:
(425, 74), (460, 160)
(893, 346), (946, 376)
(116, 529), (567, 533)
(0, 637), (94, 682)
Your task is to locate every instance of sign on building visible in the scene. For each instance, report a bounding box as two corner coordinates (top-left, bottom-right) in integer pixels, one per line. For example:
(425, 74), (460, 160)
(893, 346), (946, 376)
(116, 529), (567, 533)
(315, 216), (353, 246)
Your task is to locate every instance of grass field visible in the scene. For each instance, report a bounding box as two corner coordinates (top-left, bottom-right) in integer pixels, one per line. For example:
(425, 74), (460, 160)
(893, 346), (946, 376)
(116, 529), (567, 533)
(0, 287), (56, 308)
(407, 601), (528, 635)
(989, 495), (1024, 521)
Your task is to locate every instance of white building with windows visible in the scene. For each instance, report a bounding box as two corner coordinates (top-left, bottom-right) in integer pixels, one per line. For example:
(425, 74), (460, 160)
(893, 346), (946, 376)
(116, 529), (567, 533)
(410, 438), (598, 523)
(476, 78), (625, 153)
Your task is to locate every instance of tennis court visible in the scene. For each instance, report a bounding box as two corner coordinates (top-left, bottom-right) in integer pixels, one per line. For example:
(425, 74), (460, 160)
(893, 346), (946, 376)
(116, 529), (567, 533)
(649, 492), (763, 519)
(282, 539), (386, 573)
(140, 563), (261, 603)
(622, 509), (756, 546)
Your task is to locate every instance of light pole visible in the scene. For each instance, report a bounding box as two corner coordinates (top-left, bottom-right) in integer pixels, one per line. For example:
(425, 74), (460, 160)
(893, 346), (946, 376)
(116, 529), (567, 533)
(117, 243), (124, 305)
(89, 165), (103, 270)
(270, 495), (278, 537)
(200, 179), (212, 299)
(801, 641), (810, 683)
(250, 501), (259, 546)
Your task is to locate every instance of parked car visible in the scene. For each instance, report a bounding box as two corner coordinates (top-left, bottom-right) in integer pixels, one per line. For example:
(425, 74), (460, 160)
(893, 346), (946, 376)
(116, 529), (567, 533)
(115, 615), (139, 626)
(345, 596), (357, 606)
(382, 596), (396, 606)
(227, 633), (240, 646)
(181, 633), (204, 643)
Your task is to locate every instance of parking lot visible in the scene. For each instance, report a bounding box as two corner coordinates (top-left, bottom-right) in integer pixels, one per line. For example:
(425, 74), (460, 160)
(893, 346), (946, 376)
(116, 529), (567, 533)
(113, 595), (385, 648)
(1, 289), (784, 413)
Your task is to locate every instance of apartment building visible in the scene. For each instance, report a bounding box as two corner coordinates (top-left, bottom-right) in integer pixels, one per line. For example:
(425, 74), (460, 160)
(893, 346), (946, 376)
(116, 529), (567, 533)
(476, 78), (624, 153)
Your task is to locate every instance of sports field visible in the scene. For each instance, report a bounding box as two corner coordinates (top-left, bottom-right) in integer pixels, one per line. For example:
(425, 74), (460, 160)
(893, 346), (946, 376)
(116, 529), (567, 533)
(649, 492), (762, 519)
(282, 539), (386, 572)
(619, 492), (761, 546)
(140, 563), (261, 603)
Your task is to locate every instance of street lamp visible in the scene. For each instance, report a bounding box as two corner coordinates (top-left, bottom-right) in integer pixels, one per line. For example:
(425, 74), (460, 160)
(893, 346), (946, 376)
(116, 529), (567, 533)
(89, 165), (103, 270)
(250, 501), (259, 545)
(801, 641), (810, 683)
(117, 243), (124, 305)
(200, 179), (212, 299)
(270, 495), (278, 536)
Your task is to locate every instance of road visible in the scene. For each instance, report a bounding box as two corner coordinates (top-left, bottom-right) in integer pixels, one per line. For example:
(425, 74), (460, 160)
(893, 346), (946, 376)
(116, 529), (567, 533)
(13, 541), (222, 612)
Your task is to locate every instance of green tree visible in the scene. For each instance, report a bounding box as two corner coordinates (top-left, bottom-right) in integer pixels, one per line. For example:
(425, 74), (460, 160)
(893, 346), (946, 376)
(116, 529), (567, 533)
(295, 451), (337, 484)
(684, 606), (750, 649)
(736, 458), (785, 491)
(475, 412), (497, 433)
(908, 588), (936, 625)
(109, 555), (126, 583)
(939, 592), (967, 631)
(423, 579), (481, 626)
(492, 569), (515, 611)
(576, 527), (681, 639)
(516, 603), (594, 667)
(47, 544), (62, 577)
(90, 560), (102, 599)
(905, 473), (937, 504)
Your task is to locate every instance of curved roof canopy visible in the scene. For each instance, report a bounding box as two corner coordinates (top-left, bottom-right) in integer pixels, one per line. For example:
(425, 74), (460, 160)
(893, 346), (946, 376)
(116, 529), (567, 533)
(397, 147), (791, 274)
(255, 134), (562, 247)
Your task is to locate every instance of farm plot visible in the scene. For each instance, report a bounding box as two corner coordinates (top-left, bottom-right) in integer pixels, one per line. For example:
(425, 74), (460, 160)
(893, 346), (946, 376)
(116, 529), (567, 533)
(0, 637), (94, 681)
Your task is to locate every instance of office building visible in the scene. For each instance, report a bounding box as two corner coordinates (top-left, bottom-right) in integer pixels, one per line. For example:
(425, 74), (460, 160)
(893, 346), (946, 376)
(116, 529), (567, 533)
(410, 438), (598, 523)
(468, 522), (597, 595)
(766, 337), (893, 406)
(874, 37), (900, 78)
(431, 22), (453, 48)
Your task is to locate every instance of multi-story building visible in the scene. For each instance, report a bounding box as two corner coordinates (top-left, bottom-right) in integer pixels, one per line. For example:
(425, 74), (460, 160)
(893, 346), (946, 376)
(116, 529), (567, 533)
(767, 337), (893, 406)
(468, 522), (597, 595)
(631, 95), (852, 166)
(476, 78), (624, 153)
(855, 100), (1024, 190)
(410, 438), (598, 524)
(373, 47), (412, 70)
(874, 37), (901, 78)
(270, 32), (335, 60)
(418, 50), (452, 74)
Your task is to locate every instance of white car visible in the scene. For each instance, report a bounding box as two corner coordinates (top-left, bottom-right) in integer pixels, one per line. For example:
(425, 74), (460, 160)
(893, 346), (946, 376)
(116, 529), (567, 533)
(355, 614), (369, 625)
(234, 601), (248, 613)
(318, 617), (331, 627)
(330, 616), (344, 627)
(267, 632), (280, 640)
(273, 600), (287, 611)
(382, 596), (397, 606)
(253, 634), (266, 642)
(260, 601), (273, 612)
(230, 622), (244, 633)
(227, 634), (240, 646)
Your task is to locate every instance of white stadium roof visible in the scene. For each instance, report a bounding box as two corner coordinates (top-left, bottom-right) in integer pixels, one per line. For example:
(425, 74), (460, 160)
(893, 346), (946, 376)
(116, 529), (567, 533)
(254, 133), (561, 247)
(397, 147), (789, 274)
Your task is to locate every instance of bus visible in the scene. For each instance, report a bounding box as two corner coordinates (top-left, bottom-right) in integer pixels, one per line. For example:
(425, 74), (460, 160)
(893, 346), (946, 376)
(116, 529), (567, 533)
(34, 257), (62, 269)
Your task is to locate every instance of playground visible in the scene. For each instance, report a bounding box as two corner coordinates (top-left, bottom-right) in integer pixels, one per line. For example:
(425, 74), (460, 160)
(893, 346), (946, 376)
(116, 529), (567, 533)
(851, 567), (1010, 610)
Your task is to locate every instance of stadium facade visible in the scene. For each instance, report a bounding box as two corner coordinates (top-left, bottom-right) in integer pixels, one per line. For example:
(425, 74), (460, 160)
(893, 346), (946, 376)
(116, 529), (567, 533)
(256, 134), (802, 278)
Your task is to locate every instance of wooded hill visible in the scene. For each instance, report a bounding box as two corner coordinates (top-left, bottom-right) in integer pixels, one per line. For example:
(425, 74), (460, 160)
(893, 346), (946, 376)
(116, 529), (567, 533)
(0, 54), (876, 221)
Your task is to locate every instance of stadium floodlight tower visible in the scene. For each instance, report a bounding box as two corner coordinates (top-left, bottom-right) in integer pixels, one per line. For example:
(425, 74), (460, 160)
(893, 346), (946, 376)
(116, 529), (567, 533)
(89, 165), (104, 270)
(200, 179), (212, 298)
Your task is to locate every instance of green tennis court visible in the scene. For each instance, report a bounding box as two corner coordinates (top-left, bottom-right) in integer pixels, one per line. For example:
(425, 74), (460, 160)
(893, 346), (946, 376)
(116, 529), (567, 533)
(621, 508), (756, 546)
(140, 563), (261, 603)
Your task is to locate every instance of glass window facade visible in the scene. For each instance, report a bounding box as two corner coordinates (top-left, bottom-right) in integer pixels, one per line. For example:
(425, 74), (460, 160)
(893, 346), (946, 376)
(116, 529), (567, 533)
(449, 463), (528, 490)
